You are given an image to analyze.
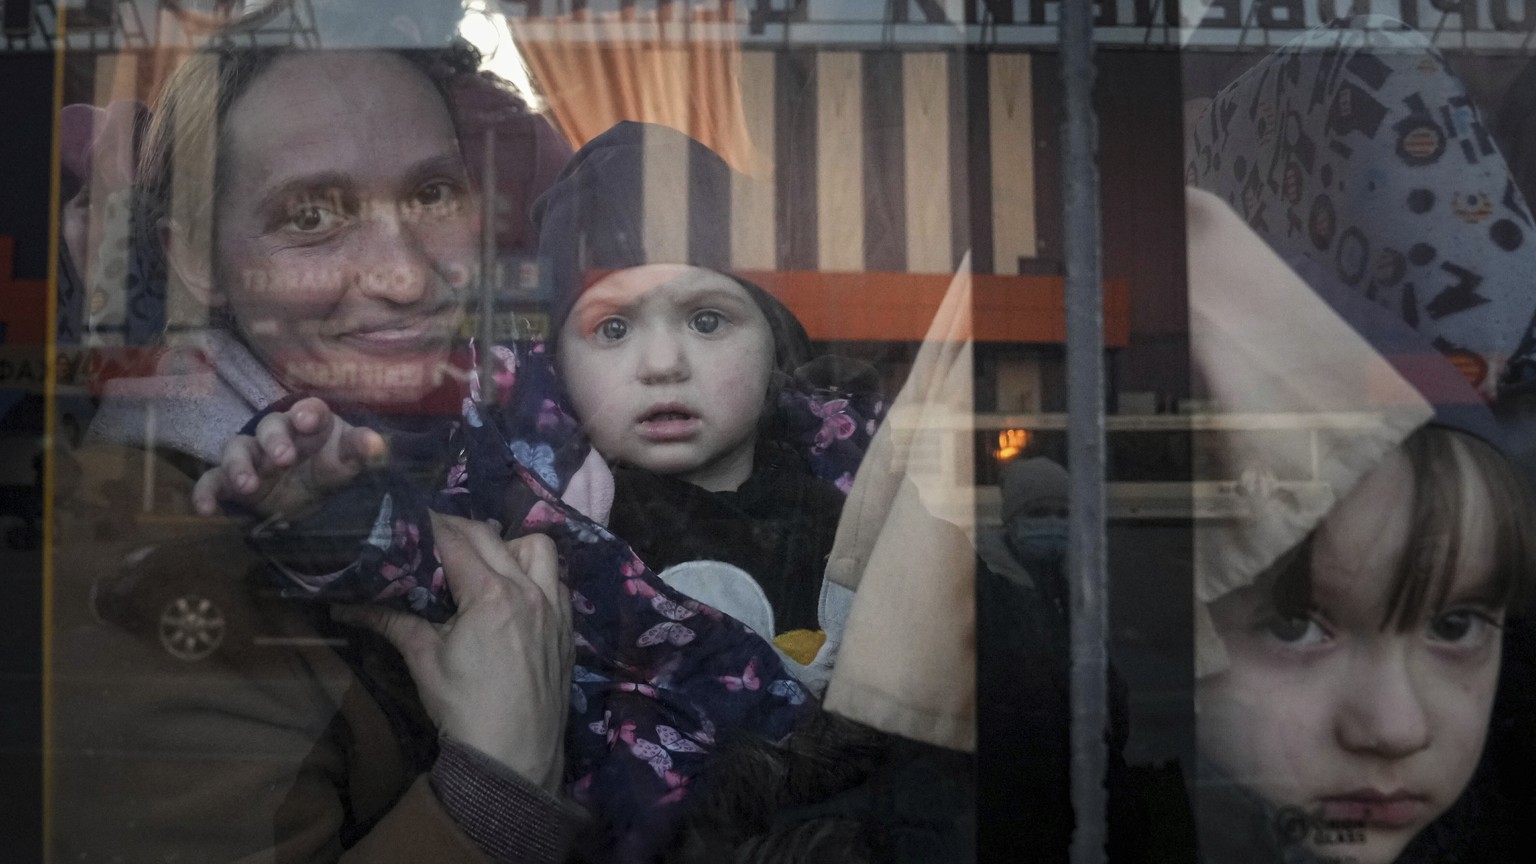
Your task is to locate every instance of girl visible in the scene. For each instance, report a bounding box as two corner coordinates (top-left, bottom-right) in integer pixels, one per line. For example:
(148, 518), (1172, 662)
(1187, 22), (1536, 861)
(1195, 424), (1536, 864)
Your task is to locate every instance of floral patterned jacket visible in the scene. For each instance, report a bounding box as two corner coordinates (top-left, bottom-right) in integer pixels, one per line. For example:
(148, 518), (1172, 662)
(239, 341), (816, 862)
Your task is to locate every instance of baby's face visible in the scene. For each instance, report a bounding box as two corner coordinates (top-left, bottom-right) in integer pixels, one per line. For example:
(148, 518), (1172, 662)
(1197, 448), (1503, 864)
(557, 264), (775, 492)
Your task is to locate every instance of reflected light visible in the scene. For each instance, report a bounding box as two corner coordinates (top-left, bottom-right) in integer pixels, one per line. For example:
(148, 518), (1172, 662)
(994, 428), (1030, 462)
(458, 0), (545, 112)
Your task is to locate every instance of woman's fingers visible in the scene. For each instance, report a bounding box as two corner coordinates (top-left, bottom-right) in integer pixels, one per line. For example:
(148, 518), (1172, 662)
(330, 603), (443, 686)
(192, 436), (264, 515)
(191, 465), (236, 516)
(286, 396), (330, 436)
(221, 434), (262, 492)
(515, 533), (574, 694)
(337, 425), (389, 474)
(253, 408), (305, 469)
(399, 514), (571, 791)
(508, 533), (568, 621)
(429, 514), (507, 601)
(434, 515), (565, 608)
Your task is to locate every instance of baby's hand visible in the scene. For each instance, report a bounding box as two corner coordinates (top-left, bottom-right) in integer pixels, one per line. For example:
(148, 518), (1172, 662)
(192, 396), (387, 519)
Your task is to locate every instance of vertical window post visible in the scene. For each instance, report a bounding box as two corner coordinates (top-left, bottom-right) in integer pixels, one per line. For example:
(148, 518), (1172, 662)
(1060, 2), (1108, 862)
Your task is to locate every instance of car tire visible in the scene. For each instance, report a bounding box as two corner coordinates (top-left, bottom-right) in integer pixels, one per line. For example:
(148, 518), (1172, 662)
(154, 590), (229, 662)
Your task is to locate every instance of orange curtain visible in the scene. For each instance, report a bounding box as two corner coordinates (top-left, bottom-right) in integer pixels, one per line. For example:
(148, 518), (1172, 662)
(510, 7), (760, 176)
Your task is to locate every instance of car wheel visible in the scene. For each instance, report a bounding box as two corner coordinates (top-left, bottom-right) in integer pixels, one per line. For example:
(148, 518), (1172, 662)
(156, 592), (228, 661)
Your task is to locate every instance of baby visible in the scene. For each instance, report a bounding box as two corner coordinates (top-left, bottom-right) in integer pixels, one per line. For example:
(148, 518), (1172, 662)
(533, 123), (882, 659)
(537, 122), (878, 667)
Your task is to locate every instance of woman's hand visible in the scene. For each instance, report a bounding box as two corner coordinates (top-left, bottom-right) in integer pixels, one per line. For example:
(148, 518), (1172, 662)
(331, 514), (573, 794)
(192, 396), (387, 518)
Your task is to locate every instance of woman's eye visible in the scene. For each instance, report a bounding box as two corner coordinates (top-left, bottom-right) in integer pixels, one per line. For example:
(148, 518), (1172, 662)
(690, 310), (723, 334)
(412, 181), (461, 212)
(596, 318), (628, 341)
(1262, 614), (1327, 646)
(288, 204), (337, 233)
(1428, 608), (1498, 646)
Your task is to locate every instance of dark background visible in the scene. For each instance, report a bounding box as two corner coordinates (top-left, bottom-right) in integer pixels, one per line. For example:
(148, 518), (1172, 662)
(0, 50), (53, 863)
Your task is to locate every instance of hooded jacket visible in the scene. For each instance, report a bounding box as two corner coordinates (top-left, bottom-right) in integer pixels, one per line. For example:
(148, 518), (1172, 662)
(58, 330), (580, 864)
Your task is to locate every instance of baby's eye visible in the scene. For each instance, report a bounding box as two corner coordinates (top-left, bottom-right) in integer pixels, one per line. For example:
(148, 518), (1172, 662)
(1428, 608), (1499, 647)
(690, 310), (723, 334)
(1262, 613), (1327, 647)
(596, 318), (629, 342)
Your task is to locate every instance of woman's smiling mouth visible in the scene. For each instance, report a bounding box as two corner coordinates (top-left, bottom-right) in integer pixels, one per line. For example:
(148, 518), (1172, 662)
(335, 312), (455, 353)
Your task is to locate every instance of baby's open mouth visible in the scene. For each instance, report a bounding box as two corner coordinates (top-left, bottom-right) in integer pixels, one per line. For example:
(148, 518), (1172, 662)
(639, 402), (697, 422)
(637, 406), (700, 440)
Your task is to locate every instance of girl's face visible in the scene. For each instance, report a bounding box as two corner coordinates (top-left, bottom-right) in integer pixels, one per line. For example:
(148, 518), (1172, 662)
(1197, 448), (1503, 864)
(212, 52), (476, 407)
(557, 264), (775, 492)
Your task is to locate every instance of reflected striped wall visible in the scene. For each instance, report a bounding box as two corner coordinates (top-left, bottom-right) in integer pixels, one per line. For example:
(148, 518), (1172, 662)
(77, 50), (1042, 348)
(642, 50), (1038, 278)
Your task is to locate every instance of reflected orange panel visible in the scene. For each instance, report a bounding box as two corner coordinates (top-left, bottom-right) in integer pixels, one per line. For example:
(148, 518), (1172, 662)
(0, 236), (46, 346)
(738, 270), (1130, 346)
(512, 11), (758, 175)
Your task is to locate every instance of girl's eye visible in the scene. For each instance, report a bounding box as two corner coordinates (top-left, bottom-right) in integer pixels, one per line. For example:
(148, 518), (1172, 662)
(1262, 613), (1327, 647)
(596, 318), (629, 341)
(1428, 608), (1499, 647)
(690, 310), (723, 334)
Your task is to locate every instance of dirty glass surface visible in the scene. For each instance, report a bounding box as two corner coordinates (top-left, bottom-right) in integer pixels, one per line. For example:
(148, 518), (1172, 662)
(2, 1), (1535, 863)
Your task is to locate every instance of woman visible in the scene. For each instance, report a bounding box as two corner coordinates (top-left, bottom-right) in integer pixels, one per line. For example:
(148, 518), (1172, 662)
(52, 44), (583, 863)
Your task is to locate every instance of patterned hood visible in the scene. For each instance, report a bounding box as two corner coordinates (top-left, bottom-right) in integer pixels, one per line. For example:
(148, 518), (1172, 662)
(1188, 14), (1536, 411)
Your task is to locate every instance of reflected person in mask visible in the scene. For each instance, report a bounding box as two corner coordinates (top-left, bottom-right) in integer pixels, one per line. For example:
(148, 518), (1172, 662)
(978, 454), (1080, 860)
(982, 456), (1071, 614)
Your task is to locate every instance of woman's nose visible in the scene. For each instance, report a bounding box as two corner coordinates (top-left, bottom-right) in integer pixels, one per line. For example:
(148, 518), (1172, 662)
(1333, 651), (1432, 759)
(352, 207), (439, 306)
(635, 328), (689, 384)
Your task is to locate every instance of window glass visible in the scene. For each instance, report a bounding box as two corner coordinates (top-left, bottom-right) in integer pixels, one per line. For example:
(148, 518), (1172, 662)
(1, 2), (1532, 862)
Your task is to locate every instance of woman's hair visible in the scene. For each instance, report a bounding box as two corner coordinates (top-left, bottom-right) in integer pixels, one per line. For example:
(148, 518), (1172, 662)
(132, 41), (481, 333)
(1265, 425), (1536, 628)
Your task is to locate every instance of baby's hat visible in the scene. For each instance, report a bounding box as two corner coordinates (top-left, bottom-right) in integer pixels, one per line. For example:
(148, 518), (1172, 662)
(531, 121), (809, 371)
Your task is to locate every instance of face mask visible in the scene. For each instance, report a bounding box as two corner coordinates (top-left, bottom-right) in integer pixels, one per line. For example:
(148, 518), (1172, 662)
(1006, 516), (1069, 573)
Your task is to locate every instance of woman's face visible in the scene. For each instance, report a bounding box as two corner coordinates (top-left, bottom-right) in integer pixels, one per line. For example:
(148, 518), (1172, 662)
(213, 51), (475, 407)
(556, 264), (775, 492)
(1197, 448), (1503, 864)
